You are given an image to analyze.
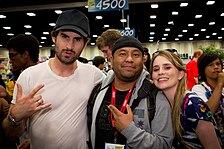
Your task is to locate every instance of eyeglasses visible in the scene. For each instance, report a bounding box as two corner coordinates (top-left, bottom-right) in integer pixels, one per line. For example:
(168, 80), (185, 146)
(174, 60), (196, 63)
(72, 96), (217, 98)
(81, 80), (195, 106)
(153, 49), (180, 57)
(9, 53), (19, 58)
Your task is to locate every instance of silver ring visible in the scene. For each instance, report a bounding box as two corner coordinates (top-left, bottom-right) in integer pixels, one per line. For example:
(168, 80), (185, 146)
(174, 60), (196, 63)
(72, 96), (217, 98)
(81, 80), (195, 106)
(36, 100), (41, 106)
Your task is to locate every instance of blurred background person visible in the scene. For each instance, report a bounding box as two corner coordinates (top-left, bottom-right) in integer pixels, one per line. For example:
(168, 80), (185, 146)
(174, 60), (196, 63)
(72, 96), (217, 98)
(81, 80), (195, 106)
(143, 47), (151, 72)
(92, 56), (107, 76)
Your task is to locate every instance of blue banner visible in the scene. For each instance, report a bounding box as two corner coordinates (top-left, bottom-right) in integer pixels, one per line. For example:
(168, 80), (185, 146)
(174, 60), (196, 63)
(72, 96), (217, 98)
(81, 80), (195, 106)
(88, 0), (129, 12)
(119, 28), (135, 37)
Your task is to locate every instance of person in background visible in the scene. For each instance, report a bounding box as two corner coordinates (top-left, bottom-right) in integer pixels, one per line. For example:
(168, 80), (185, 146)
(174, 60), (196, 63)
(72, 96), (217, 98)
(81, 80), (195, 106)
(96, 29), (121, 62)
(192, 52), (224, 145)
(89, 36), (173, 149)
(5, 34), (40, 98)
(143, 47), (151, 72)
(92, 56), (107, 76)
(186, 49), (203, 90)
(150, 50), (222, 148)
(2, 9), (105, 149)
(78, 56), (89, 63)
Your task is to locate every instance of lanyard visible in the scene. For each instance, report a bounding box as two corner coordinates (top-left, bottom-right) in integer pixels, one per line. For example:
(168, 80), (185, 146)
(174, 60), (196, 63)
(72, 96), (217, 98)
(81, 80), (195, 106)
(110, 82), (134, 128)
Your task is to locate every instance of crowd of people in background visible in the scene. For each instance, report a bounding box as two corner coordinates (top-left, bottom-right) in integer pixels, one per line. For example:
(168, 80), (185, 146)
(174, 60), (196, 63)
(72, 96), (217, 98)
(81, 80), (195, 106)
(0, 8), (223, 149)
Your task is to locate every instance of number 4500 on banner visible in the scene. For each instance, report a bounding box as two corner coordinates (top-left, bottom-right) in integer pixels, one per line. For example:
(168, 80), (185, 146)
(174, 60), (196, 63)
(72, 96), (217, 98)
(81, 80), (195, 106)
(88, 0), (129, 12)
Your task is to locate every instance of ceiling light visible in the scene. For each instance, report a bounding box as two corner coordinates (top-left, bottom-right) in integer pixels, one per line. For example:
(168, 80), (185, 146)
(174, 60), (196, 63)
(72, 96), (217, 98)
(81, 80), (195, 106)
(195, 15), (202, 18)
(188, 24), (194, 27)
(24, 25), (32, 28)
(175, 38), (179, 40)
(206, 1), (215, 5)
(178, 34), (183, 37)
(212, 33), (217, 35)
(55, 10), (62, 14)
(49, 23), (56, 27)
(26, 12), (36, 16)
(150, 32), (155, 35)
(7, 33), (14, 36)
(209, 22), (215, 25)
(90, 43), (95, 45)
(201, 29), (206, 31)
(182, 30), (188, 32)
(180, 3), (188, 7)
(104, 25), (109, 28)
(149, 37), (154, 39)
(189, 38), (193, 40)
(25, 32), (31, 35)
(151, 4), (158, 8)
(43, 32), (49, 35)
(168, 21), (174, 25)
(164, 34), (168, 36)
(0, 44), (2, 47)
(221, 13), (224, 16)
(165, 28), (170, 31)
(125, 27), (130, 30)
(0, 15), (6, 18)
(3, 26), (11, 29)
(218, 37), (222, 39)
(222, 28), (224, 30)
(92, 35), (98, 38)
(96, 16), (103, 19)
(194, 34), (199, 36)
(39, 45), (42, 48)
(41, 37), (47, 40)
(150, 24), (155, 27)
(150, 15), (156, 19)
(206, 36), (210, 38)
(162, 38), (166, 40)
(85, 5), (88, 8)
(172, 11), (178, 15)
(120, 19), (127, 23)
(51, 44), (55, 47)
(40, 41), (45, 44)
(149, 40), (153, 42)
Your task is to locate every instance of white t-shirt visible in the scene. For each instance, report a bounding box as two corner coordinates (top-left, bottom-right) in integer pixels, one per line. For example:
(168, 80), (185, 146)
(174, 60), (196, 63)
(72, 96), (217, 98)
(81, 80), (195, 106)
(12, 60), (105, 149)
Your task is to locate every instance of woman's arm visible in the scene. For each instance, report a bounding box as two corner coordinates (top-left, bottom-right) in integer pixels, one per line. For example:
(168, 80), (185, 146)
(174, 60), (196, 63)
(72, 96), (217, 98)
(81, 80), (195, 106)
(196, 120), (221, 149)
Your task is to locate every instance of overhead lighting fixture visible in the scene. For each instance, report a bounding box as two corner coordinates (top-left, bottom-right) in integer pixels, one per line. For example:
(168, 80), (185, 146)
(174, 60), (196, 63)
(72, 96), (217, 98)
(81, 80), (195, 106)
(172, 11), (178, 15)
(26, 12), (36, 16)
(194, 34), (199, 36)
(43, 32), (49, 35)
(201, 29), (206, 31)
(175, 38), (179, 41)
(189, 38), (193, 40)
(3, 26), (11, 29)
(39, 45), (42, 48)
(162, 38), (166, 40)
(7, 33), (14, 36)
(212, 33), (217, 35)
(150, 24), (155, 27)
(41, 37), (47, 40)
(164, 34), (168, 36)
(209, 22), (215, 25)
(221, 13), (224, 16)
(168, 21), (174, 25)
(150, 32), (155, 35)
(96, 16), (103, 19)
(125, 27), (130, 30)
(218, 37), (222, 39)
(178, 34), (183, 37)
(92, 35), (98, 38)
(182, 30), (188, 32)
(90, 43), (95, 46)
(0, 15), (6, 18)
(49, 23), (56, 27)
(24, 25), (32, 28)
(150, 15), (156, 19)
(165, 28), (170, 31)
(149, 40), (153, 42)
(195, 15), (202, 18)
(51, 44), (55, 47)
(40, 41), (45, 44)
(188, 23), (194, 27)
(149, 37), (154, 39)
(25, 32), (31, 35)
(85, 5), (88, 8)
(206, 1), (215, 5)
(104, 25), (109, 28)
(0, 44), (2, 47)
(120, 19), (127, 23)
(151, 4), (158, 8)
(55, 10), (62, 14)
(222, 28), (224, 30)
(206, 36), (210, 38)
(180, 3), (188, 7)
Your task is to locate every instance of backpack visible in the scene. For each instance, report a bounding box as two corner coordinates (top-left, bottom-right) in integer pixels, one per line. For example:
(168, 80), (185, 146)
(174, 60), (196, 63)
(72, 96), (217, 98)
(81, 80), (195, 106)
(87, 78), (157, 132)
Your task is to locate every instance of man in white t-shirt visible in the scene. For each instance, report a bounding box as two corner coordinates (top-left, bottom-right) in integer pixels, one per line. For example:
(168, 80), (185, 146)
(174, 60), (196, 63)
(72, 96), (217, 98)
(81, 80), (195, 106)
(2, 9), (105, 149)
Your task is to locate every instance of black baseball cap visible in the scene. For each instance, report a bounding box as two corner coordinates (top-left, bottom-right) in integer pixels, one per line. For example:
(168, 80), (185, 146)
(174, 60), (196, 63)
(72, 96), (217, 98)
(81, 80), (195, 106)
(53, 9), (90, 38)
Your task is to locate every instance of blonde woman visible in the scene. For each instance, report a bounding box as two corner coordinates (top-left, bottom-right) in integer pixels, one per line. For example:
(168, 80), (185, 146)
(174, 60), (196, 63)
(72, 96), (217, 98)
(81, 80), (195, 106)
(150, 50), (222, 148)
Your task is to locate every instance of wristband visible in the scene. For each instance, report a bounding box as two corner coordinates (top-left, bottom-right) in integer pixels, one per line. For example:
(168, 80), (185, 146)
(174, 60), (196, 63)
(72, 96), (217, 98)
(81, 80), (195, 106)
(8, 114), (21, 127)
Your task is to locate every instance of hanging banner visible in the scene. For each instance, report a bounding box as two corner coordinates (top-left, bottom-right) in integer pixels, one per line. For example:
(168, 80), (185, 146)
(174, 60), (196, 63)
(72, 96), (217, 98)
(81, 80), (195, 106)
(119, 28), (135, 37)
(88, 0), (129, 12)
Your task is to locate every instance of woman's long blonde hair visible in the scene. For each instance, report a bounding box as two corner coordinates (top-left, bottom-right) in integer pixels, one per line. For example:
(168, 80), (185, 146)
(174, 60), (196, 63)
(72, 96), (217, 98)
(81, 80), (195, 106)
(150, 50), (186, 141)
